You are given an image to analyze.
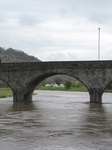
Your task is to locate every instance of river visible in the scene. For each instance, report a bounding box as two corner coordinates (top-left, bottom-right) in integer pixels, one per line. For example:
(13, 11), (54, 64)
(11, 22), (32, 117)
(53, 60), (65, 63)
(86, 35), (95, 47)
(0, 90), (112, 150)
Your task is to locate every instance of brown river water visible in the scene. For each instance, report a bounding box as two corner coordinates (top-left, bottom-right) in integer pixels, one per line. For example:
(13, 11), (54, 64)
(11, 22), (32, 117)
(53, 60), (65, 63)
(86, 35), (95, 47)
(0, 90), (112, 150)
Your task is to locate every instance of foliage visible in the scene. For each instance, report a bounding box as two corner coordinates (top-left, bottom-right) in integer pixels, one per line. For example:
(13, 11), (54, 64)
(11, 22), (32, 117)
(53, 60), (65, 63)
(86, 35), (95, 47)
(37, 86), (65, 91)
(0, 87), (13, 98)
(37, 86), (88, 92)
(64, 80), (72, 90)
(0, 47), (41, 62)
(72, 81), (81, 87)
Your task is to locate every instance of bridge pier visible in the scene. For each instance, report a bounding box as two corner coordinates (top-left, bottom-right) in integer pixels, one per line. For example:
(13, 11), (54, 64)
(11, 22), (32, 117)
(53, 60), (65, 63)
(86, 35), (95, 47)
(24, 92), (32, 101)
(13, 89), (24, 101)
(13, 89), (32, 101)
(89, 88), (103, 103)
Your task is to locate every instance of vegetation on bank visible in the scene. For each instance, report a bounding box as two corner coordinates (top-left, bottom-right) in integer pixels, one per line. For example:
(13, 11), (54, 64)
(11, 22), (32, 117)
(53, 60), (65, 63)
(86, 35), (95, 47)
(0, 47), (40, 62)
(0, 86), (88, 98)
(37, 86), (88, 92)
(0, 85), (112, 98)
(37, 85), (112, 93)
(0, 87), (13, 98)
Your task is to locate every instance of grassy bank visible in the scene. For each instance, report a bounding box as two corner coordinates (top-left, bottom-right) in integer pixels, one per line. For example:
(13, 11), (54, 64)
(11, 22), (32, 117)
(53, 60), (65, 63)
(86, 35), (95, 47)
(0, 86), (112, 98)
(37, 86), (88, 92)
(37, 86), (112, 93)
(0, 86), (87, 98)
(0, 87), (13, 98)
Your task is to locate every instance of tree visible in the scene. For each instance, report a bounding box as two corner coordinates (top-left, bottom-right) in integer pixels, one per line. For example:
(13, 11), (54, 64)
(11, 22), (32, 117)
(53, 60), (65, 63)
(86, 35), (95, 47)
(54, 76), (63, 85)
(64, 80), (72, 90)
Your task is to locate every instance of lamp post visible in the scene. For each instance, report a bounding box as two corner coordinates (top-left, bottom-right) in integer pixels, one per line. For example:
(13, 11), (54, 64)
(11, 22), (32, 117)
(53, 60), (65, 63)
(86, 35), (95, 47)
(98, 28), (100, 60)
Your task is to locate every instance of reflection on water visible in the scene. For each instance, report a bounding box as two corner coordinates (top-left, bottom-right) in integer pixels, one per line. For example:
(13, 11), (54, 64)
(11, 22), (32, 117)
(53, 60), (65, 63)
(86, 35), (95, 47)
(9, 101), (37, 111)
(81, 103), (108, 136)
(0, 90), (112, 150)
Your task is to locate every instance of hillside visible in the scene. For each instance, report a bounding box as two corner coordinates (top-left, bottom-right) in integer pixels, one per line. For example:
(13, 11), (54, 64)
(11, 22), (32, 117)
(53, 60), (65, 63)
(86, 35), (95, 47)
(0, 47), (41, 62)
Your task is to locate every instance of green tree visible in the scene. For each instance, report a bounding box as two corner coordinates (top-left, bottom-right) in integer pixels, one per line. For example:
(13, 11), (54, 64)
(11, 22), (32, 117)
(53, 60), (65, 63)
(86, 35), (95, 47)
(64, 80), (72, 90)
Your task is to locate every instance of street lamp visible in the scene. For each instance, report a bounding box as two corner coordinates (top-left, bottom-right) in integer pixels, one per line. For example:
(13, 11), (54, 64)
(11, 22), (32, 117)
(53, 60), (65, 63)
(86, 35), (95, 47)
(98, 28), (100, 60)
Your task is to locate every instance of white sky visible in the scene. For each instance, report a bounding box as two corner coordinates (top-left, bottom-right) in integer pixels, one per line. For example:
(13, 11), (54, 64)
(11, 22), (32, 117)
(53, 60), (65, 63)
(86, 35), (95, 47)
(0, 0), (112, 61)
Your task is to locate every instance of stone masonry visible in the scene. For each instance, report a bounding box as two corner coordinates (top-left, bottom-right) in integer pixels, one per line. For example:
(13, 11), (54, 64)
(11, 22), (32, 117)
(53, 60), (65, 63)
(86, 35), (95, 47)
(0, 61), (112, 103)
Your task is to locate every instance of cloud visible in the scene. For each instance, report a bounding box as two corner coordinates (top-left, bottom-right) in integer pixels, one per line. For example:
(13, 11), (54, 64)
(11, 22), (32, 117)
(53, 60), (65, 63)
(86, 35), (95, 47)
(39, 51), (78, 61)
(19, 13), (40, 27)
(0, 0), (112, 61)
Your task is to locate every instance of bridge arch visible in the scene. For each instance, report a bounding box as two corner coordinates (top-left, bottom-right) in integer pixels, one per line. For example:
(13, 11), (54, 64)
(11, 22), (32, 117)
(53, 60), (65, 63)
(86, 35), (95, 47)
(0, 77), (14, 91)
(102, 80), (112, 93)
(24, 71), (89, 101)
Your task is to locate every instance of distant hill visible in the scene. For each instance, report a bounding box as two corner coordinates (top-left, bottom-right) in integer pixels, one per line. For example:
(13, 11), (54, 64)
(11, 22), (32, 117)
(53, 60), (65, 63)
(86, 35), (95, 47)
(0, 47), (41, 62)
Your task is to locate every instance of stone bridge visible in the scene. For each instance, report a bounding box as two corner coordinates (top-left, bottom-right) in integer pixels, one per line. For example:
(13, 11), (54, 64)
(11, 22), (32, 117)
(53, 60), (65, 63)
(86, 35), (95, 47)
(0, 61), (112, 103)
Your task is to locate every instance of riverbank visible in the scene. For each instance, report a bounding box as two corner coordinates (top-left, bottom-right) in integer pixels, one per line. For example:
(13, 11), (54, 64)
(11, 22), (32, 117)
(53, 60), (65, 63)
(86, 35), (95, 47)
(0, 86), (112, 98)
(37, 86), (88, 92)
(37, 86), (112, 93)
(0, 87), (13, 98)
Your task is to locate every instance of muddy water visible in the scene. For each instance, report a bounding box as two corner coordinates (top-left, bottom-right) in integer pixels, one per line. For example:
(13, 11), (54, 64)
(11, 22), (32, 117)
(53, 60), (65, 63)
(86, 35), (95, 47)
(0, 90), (112, 150)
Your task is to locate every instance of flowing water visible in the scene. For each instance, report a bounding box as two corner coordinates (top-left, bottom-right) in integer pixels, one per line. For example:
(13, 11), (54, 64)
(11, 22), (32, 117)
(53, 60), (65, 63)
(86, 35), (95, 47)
(0, 90), (112, 150)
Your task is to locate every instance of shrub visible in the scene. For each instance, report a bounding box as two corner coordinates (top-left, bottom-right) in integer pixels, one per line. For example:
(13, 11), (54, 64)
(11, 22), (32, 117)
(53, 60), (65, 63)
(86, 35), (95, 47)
(64, 80), (72, 90)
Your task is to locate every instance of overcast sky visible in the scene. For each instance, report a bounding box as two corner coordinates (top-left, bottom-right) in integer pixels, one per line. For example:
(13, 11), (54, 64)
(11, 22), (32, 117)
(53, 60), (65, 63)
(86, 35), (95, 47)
(0, 0), (112, 61)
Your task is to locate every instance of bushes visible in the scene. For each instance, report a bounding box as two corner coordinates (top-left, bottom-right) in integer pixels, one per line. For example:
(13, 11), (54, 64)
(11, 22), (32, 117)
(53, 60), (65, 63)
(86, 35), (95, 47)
(64, 80), (72, 90)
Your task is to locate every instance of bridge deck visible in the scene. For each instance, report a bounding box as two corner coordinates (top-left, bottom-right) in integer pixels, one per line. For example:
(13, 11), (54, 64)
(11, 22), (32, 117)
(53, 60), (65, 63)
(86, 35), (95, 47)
(0, 61), (112, 70)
